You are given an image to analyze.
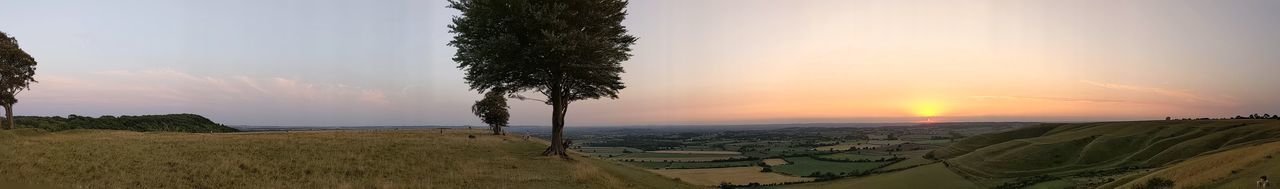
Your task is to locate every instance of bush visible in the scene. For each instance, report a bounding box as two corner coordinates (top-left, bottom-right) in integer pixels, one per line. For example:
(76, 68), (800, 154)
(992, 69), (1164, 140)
(1135, 177), (1174, 189)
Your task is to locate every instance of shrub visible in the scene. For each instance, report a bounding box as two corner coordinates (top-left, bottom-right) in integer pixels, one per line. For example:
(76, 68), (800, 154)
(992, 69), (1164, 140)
(1134, 177), (1174, 189)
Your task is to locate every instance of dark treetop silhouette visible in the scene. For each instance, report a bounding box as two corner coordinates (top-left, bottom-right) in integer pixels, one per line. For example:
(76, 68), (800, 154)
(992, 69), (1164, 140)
(472, 90), (510, 135)
(447, 0), (637, 158)
(0, 31), (38, 130)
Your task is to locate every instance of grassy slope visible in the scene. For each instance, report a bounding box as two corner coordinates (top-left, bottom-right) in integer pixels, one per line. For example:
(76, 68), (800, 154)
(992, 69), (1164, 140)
(1118, 140), (1280, 188)
(935, 120), (1280, 182)
(0, 129), (698, 189)
(780, 120), (1280, 188)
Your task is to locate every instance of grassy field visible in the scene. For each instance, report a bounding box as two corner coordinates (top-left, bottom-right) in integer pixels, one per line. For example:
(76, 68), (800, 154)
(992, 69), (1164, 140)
(742, 147), (823, 158)
(0, 129), (698, 189)
(906, 139), (953, 145)
(577, 147), (642, 153)
(610, 152), (745, 162)
(783, 164), (978, 189)
(577, 147), (642, 158)
(762, 158), (788, 166)
(817, 152), (893, 161)
(647, 150), (741, 155)
(626, 160), (756, 169)
(878, 150), (936, 171)
(650, 166), (813, 186)
(773, 157), (890, 177)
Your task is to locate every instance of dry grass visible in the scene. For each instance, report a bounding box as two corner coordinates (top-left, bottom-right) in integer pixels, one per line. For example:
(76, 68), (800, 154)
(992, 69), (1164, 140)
(651, 166), (813, 186)
(0, 129), (697, 189)
(762, 158), (789, 166)
(1121, 140), (1280, 189)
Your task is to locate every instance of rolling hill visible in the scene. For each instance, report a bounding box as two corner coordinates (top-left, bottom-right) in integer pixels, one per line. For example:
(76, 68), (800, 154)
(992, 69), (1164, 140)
(783, 119), (1280, 189)
(13, 114), (239, 132)
(927, 119), (1280, 188)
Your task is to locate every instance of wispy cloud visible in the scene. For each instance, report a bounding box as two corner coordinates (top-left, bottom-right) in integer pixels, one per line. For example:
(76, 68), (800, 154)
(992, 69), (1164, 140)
(966, 95), (1145, 104)
(1079, 80), (1236, 107)
(28, 69), (393, 109)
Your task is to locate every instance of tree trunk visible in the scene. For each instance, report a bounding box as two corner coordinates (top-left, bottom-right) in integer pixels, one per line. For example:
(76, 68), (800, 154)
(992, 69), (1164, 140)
(3, 104), (11, 130)
(491, 124), (502, 135)
(542, 97), (570, 159)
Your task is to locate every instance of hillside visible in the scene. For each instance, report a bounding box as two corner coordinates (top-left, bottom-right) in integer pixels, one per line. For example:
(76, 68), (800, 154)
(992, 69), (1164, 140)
(1116, 140), (1280, 188)
(12, 114), (238, 132)
(0, 129), (697, 189)
(927, 119), (1280, 187)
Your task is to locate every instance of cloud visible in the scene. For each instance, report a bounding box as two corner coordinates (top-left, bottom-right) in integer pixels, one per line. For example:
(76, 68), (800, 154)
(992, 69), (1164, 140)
(1079, 80), (1236, 107)
(966, 95), (1146, 104)
(27, 69), (393, 110)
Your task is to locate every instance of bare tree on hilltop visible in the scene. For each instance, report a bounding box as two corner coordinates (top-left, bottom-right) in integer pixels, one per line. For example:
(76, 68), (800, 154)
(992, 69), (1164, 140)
(0, 31), (38, 130)
(447, 0), (637, 158)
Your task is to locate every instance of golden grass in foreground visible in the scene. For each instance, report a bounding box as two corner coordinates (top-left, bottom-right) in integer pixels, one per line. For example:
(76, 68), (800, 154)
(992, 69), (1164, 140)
(1121, 140), (1280, 188)
(0, 129), (697, 189)
(650, 166), (813, 186)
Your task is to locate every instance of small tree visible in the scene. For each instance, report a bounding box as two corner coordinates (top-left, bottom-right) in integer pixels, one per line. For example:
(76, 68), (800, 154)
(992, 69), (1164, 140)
(0, 31), (38, 130)
(471, 91), (509, 135)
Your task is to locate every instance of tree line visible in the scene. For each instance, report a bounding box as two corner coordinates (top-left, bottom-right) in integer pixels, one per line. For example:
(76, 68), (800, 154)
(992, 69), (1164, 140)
(1166, 113), (1280, 120)
(8, 114), (238, 132)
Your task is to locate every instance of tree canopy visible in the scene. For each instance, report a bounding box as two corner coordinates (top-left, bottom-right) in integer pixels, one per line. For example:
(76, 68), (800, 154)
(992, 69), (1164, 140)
(472, 91), (510, 135)
(0, 31), (38, 130)
(448, 0), (637, 157)
(448, 0), (636, 99)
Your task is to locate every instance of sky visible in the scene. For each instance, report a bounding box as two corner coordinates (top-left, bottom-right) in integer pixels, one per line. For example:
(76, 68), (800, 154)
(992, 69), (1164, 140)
(0, 0), (1278, 126)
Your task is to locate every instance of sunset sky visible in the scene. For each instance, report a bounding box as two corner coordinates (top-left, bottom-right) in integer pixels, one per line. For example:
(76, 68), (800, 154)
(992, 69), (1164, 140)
(1, 0), (1278, 126)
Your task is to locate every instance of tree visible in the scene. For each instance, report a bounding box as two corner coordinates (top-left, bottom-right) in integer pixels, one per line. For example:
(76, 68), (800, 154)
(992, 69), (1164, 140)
(472, 91), (510, 135)
(448, 0), (637, 158)
(0, 31), (38, 130)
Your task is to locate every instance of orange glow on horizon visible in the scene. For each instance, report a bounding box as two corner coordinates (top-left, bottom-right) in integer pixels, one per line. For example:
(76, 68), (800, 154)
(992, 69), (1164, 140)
(914, 118), (940, 123)
(910, 99), (946, 117)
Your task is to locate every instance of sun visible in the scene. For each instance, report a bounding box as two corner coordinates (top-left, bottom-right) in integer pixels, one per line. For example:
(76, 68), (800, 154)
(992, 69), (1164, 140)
(911, 100), (945, 117)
